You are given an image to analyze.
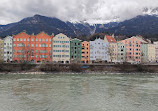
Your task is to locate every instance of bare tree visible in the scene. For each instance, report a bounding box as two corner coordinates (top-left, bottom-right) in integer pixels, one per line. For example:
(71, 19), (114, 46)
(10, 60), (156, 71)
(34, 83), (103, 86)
(108, 46), (114, 62)
(20, 43), (32, 63)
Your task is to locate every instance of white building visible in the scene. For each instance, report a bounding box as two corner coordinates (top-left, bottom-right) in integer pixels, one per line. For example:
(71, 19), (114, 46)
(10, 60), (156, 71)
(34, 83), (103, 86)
(52, 33), (70, 63)
(90, 38), (109, 63)
(4, 36), (13, 62)
(154, 41), (158, 62)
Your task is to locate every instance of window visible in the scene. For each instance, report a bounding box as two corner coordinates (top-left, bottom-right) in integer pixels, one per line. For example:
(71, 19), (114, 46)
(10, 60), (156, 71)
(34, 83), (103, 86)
(46, 39), (48, 42)
(49, 44), (51, 47)
(36, 44), (38, 47)
(31, 44), (34, 47)
(14, 38), (16, 41)
(24, 38), (26, 41)
(43, 39), (45, 42)
(27, 38), (30, 41)
(31, 39), (34, 41)
(39, 39), (41, 41)
(17, 38), (19, 41)
(42, 44), (45, 47)
(46, 44), (48, 47)
(39, 44), (41, 47)
(36, 39), (38, 41)
(49, 39), (51, 41)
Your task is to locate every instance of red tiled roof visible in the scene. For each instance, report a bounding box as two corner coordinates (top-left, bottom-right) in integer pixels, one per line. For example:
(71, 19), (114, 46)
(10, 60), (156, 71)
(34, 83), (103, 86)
(105, 35), (117, 43)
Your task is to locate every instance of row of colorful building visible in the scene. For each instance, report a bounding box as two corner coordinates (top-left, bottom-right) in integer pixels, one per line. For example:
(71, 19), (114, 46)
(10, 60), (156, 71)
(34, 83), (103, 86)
(0, 31), (158, 64)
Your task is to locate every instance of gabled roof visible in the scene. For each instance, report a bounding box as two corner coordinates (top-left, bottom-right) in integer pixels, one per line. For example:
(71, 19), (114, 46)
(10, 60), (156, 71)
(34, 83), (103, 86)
(105, 35), (116, 43)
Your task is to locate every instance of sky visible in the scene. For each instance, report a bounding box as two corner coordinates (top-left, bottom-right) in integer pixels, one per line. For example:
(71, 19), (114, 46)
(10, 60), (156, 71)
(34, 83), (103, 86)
(0, 0), (158, 25)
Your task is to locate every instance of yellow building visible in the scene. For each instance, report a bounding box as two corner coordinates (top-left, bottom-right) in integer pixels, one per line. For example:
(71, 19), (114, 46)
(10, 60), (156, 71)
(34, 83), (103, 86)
(0, 38), (4, 62)
(109, 43), (117, 62)
(52, 33), (70, 63)
(148, 44), (156, 62)
(104, 35), (117, 62)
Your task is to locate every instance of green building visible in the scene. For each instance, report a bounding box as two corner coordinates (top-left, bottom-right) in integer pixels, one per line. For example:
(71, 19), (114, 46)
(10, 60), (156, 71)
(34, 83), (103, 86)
(141, 43), (148, 63)
(117, 42), (125, 62)
(70, 38), (81, 63)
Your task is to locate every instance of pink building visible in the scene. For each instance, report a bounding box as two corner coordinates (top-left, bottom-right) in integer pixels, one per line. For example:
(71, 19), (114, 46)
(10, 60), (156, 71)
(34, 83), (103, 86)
(120, 37), (141, 63)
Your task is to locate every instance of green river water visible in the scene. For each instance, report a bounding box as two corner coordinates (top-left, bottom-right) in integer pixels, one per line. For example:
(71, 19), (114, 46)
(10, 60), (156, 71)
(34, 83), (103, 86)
(0, 74), (158, 111)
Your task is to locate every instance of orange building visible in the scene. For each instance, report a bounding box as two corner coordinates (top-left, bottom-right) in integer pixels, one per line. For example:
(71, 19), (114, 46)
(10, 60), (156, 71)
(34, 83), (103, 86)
(13, 31), (53, 63)
(81, 41), (89, 63)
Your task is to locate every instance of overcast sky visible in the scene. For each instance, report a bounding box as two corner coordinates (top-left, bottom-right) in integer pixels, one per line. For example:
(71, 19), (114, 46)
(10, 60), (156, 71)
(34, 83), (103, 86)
(0, 0), (158, 24)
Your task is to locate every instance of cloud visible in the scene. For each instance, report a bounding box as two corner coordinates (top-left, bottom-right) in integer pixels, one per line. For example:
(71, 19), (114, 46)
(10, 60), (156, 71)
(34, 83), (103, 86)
(0, 0), (158, 24)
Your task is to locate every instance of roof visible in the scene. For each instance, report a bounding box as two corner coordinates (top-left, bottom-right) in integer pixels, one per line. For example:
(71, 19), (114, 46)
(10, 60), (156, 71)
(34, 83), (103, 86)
(105, 35), (116, 43)
(134, 36), (149, 44)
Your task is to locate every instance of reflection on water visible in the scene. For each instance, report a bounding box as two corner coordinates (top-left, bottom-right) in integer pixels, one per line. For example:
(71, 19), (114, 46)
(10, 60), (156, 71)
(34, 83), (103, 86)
(0, 74), (158, 111)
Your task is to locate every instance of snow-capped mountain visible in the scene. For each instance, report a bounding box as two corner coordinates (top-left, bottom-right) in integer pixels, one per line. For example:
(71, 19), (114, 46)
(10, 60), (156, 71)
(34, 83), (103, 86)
(143, 7), (158, 15)
(0, 13), (158, 39)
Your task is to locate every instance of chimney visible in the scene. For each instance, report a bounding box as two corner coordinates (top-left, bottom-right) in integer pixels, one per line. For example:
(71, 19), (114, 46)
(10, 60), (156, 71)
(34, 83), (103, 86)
(23, 30), (26, 33)
(51, 33), (54, 36)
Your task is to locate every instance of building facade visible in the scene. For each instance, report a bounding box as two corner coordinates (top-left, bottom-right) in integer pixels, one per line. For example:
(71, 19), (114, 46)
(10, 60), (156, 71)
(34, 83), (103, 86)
(70, 38), (81, 63)
(119, 37), (142, 63)
(117, 42), (125, 62)
(90, 38), (109, 63)
(52, 33), (70, 63)
(0, 38), (4, 62)
(4, 36), (13, 62)
(154, 41), (158, 62)
(141, 43), (148, 63)
(104, 35), (117, 62)
(81, 41), (90, 63)
(109, 43), (117, 62)
(13, 32), (30, 63)
(35, 32), (53, 63)
(13, 32), (53, 63)
(148, 44), (156, 62)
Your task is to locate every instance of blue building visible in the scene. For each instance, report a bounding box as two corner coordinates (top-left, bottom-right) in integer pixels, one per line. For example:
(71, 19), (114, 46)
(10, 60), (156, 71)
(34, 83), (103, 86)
(90, 38), (109, 63)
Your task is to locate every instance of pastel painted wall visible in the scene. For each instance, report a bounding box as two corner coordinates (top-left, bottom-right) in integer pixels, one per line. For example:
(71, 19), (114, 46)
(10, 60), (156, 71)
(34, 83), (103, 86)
(118, 37), (141, 63)
(81, 41), (89, 63)
(141, 43), (148, 63)
(154, 41), (158, 62)
(90, 38), (109, 62)
(0, 39), (4, 62)
(109, 43), (117, 62)
(52, 33), (70, 63)
(117, 42), (125, 62)
(13, 32), (53, 63)
(124, 37), (141, 63)
(148, 44), (156, 62)
(70, 38), (81, 63)
(4, 36), (13, 62)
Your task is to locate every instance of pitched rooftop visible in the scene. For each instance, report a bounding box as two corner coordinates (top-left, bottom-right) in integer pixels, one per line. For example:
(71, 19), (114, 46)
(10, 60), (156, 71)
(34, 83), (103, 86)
(104, 35), (117, 43)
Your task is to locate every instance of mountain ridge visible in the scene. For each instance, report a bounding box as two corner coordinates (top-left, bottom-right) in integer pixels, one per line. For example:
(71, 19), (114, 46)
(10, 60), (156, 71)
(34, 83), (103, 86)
(0, 14), (158, 40)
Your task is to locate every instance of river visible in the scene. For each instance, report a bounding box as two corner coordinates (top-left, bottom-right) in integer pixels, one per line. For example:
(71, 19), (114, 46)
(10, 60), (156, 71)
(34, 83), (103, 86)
(0, 74), (158, 111)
